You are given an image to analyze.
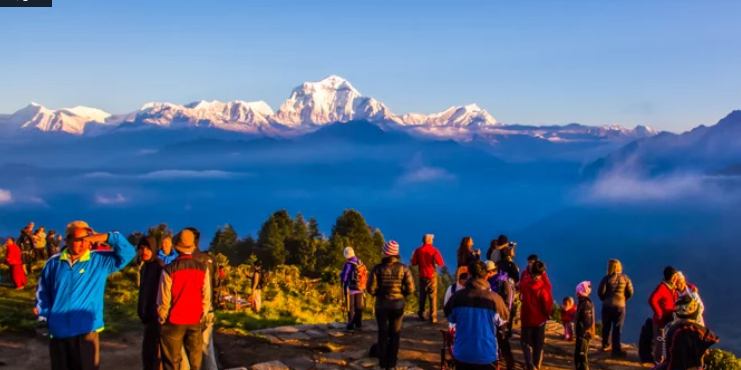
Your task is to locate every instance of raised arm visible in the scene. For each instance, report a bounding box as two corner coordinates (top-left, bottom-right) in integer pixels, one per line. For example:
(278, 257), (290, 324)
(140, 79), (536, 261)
(99, 232), (137, 274)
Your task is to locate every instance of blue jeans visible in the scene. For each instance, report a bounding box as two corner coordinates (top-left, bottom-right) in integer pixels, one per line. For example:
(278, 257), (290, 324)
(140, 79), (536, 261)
(601, 305), (626, 352)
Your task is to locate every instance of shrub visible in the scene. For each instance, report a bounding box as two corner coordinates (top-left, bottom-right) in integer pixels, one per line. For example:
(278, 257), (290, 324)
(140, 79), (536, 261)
(706, 349), (741, 370)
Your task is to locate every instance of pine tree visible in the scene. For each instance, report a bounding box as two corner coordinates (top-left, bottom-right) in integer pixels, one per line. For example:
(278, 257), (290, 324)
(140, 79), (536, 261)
(329, 209), (381, 268)
(209, 225), (239, 262)
(257, 215), (287, 268)
(372, 229), (385, 253)
(209, 227), (225, 254)
(308, 217), (321, 239)
(286, 213), (309, 266)
(232, 235), (257, 265)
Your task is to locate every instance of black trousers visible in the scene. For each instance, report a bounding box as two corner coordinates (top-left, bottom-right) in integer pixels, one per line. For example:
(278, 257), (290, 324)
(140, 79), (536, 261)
(456, 360), (499, 370)
(142, 320), (161, 370)
(601, 305), (626, 352)
(575, 337), (590, 370)
(49, 331), (99, 370)
(160, 323), (203, 370)
(520, 325), (546, 370)
(496, 329), (514, 370)
(418, 277), (438, 319)
(376, 307), (404, 369)
(347, 293), (364, 329)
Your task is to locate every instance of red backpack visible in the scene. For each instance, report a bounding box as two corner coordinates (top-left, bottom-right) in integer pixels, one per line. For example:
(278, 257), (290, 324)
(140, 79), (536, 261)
(350, 260), (368, 291)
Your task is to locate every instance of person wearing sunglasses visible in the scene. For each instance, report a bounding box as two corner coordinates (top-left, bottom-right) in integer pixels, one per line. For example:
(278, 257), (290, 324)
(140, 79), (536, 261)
(34, 220), (136, 370)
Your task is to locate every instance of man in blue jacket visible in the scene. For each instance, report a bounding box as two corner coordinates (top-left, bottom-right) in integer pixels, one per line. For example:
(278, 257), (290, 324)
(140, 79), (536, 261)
(444, 260), (511, 370)
(35, 220), (136, 370)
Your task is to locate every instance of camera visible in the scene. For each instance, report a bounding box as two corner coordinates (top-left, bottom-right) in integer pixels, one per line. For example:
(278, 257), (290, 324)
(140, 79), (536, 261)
(509, 241), (517, 249)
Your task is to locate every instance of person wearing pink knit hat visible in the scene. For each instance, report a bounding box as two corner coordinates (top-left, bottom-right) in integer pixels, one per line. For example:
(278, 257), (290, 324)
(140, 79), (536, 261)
(574, 281), (595, 370)
(368, 240), (415, 370)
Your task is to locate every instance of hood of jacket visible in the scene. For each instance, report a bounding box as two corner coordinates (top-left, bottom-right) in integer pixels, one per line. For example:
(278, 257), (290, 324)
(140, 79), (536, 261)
(465, 277), (491, 291)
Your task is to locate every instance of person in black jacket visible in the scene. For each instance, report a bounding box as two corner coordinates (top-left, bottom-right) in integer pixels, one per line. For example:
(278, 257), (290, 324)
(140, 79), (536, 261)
(659, 295), (719, 370)
(367, 240), (415, 370)
(597, 259), (634, 357)
(496, 247), (520, 284)
(575, 281), (595, 370)
(17, 224), (35, 273)
(137, 237), (165, 370)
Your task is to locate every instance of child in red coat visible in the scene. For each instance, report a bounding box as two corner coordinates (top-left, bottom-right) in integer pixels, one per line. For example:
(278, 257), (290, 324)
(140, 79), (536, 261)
(5, 238), (27, 289)
(560, 297), (577, 341)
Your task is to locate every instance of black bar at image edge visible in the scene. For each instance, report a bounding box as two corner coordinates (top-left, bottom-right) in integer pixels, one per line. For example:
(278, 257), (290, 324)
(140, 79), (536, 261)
(1, 0), (52, 7)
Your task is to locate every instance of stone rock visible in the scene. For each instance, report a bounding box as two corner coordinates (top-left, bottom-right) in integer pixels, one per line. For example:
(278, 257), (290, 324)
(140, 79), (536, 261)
(315, 364), (341, 370)
(321, 350), (367, 361)
(305, 329), (328, 339)
(276, 332), (313, 342)
(327, 330), (345, 338)
(351, 358), (378, 368)
(273, 326), (300, 334)
(261, 335), (283, 344)
(251, 361), (290, 370)
(396, 361), (417, 370)
(327, 322), (347, 330)
(282, 357), (316, 370)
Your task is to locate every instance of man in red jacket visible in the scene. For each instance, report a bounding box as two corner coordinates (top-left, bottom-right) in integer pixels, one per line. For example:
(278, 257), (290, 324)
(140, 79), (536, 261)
(648, 266), (678, 364)
(410, 234), (444, 323)
(520, 261), (553, 370)
(157, 229), (211, 370)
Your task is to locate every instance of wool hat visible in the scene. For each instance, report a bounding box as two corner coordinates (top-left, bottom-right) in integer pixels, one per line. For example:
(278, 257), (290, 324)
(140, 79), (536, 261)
(65, 221), (94, 238)
(343, 247), (355, 259)
(576, 281), (592, 297)
(383, 240), (399, 256)
(485, 260), (497, 272)
(674, 294), (700, 320)
(663, 266), (678, 282)
(173, 229), (196, 254)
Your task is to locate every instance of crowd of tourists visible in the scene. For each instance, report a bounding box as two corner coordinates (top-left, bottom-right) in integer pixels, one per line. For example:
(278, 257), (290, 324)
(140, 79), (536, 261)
(343, 234), (720, 370)
(1, 222), (721, 370)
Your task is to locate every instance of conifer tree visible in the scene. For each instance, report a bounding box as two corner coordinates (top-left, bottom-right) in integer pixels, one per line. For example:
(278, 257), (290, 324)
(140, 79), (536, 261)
(372, 228), (385, 253)
(329, 209), (381, 268)
(286, 213), (309, 266)
(257, 215), (287, 268)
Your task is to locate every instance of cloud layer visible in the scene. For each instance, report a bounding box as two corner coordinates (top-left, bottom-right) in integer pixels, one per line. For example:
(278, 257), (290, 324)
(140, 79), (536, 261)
(398, 166), (456, 185)
(95, 193), (127, 205)
(0, 189), (12, 204)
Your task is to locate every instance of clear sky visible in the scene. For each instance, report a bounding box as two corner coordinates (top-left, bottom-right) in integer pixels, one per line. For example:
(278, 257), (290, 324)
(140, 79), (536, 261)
(1, 0), (740, 132)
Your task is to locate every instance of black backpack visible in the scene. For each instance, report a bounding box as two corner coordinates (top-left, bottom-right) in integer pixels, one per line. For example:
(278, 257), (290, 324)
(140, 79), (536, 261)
(638, 318), (655, 363)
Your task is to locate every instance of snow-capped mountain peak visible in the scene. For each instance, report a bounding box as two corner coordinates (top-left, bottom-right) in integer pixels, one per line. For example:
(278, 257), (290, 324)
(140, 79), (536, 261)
(400, 104), (499, 128)
(62, 106), (112, 123)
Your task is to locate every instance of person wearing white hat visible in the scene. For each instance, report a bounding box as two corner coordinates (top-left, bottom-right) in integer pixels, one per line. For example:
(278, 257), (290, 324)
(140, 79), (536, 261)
(340, 247), (367, 331)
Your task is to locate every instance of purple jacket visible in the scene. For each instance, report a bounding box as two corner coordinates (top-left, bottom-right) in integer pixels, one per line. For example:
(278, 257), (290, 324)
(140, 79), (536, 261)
(341, 257), (363, 294)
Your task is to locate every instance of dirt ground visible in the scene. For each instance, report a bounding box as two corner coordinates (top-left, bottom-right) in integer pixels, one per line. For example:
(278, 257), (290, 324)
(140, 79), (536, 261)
(0, 316), (649, 370)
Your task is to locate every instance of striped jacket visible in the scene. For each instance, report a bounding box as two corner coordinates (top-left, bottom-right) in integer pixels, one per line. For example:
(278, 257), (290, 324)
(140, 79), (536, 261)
(444, 278), (511, 365)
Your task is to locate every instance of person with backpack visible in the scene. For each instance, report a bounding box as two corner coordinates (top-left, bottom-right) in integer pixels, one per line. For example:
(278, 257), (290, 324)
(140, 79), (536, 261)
(648, 266), (679, 363)
(496, 247), (520, 284)
(488, 260), (516, 370)
(574, 281), (596, 370)
(341, 247), (367, 331)
(444, 260), (510, 370)
(657, 295), (719, 370)
(411, 234), (444, 323)
(444, 272), (469, 307)
(597, 259), (634, 358)
(519, 260), (553, 370)
(368, 240), (415, 370)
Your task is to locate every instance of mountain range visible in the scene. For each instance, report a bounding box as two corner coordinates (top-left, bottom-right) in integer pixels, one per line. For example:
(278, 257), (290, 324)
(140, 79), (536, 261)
(0, 75), (657, 146)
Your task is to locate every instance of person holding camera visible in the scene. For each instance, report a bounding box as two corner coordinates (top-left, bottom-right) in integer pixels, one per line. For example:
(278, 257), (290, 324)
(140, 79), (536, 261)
(486, 234), (511, 265)
(456, 237), (480, 268)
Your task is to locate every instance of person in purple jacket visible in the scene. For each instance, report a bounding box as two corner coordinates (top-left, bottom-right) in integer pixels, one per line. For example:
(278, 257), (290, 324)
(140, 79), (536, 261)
(340, 247), (365, 331)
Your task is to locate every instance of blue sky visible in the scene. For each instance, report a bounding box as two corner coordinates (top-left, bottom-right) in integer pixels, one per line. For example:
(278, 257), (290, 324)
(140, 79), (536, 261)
(1, 0), (739, 132)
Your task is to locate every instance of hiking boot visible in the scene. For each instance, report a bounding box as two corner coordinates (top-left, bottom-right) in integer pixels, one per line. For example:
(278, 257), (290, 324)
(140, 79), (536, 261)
(345, 324), (355, 332)
(612, 351), (628, 359)
(417, 313), (425, 321)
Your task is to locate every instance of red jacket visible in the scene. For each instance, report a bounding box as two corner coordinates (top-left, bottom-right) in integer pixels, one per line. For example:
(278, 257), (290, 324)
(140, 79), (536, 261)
(649, 281), (678, 326)
(520, 273), (554, 327)
(560, 305), (576, 323)
(158, 255), (211, 325)
(411, 244), (444, 279)
(5, 242), (22, 265)
(521, 269), (551, 287)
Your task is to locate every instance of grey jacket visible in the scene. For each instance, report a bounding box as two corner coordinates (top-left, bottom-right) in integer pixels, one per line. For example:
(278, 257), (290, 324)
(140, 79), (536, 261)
(598, 273), (634, 307)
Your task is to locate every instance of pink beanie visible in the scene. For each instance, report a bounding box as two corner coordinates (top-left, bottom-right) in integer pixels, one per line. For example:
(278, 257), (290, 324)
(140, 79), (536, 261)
(576, 281), (592, 297)
(383, 240), (399, 256)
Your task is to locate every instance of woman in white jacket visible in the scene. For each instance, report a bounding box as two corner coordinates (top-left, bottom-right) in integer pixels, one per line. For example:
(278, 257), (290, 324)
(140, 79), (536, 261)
(675, 272), (705, 327)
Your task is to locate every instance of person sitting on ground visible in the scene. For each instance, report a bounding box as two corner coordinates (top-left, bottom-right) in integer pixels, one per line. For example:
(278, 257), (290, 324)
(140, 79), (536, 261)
(158, 236), (177, 265)
(444, 272), (469, 307)
(486, 234), (509, 264)
(574, 282), (596, 370)
(157, 229), (211, 370)
(444, 260), (510, 370)
(368, 240), (415, 370)
(520, 260), (553, 370)
(33, 226), (48, 261)
(496, 246), (520, 284)
(674, 271), (705, 327)
(657, 295), (719, 370)
(340, 246), (366, 331)
(597, 259), (633, 357)
(411, 234), (444, 323)
(35, 221), (136, 370)
(560, 297), (576, 341)
(649, 266), (679, 364)
(5, 237), (26, 289)
(137, 237), (165, 370)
